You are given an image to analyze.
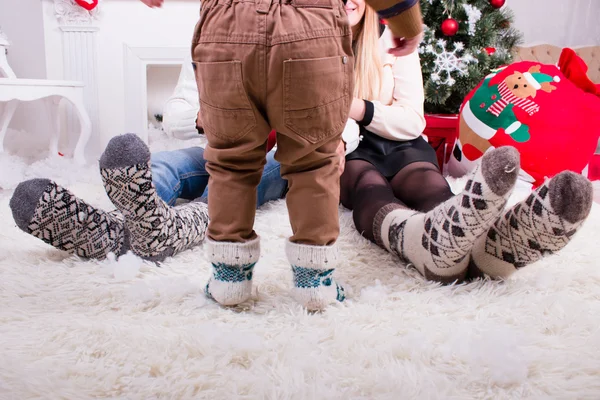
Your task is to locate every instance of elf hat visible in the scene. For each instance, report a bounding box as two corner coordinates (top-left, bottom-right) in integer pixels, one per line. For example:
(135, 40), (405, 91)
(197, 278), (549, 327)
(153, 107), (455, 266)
(522, 71), (561, 90)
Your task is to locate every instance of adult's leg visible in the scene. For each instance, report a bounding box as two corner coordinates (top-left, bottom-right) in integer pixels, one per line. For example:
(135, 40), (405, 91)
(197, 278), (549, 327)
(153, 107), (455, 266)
(469, 171), (593, 279)
(151, 147), (209, 206)
(256, 149), (288, 206)
(387, 157), (593, 282)
(198, 149), (287, 207)
(9, 147), (211, 261)
(10, 179), (128, 260)
(373, 148), (520, 283)
(340, 159), (404, 243)
(389, 161), (454, 213)
(99, 134), (209, 262)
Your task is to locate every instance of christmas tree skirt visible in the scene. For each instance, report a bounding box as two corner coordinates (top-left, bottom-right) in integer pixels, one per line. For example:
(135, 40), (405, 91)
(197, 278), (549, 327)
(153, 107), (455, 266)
(1, 129), (600, 398)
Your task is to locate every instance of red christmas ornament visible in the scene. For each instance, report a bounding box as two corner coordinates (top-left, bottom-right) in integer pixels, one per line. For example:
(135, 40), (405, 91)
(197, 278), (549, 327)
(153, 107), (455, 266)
(441, 18), (459, 36)
(74, 0), (99, 11)
(484, 47), (496, 55)
(489, 0), (505, 9)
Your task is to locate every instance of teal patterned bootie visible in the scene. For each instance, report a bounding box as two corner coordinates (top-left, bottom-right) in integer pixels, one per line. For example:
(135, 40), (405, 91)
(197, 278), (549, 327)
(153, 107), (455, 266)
(205, 237), (259, 306)
(286, 240), (345, 311)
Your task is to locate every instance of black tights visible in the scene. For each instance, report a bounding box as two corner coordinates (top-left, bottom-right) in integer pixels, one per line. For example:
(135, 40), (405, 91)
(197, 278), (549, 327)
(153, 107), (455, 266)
(340, 160), (454, 243)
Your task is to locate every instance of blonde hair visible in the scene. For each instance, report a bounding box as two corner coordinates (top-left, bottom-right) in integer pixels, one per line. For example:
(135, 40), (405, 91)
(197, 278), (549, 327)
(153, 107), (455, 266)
(353, 6), (383, 101)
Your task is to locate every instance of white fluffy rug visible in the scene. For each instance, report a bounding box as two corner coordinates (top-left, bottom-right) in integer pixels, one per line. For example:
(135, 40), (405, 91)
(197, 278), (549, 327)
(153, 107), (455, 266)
(1, 130), (600, 399)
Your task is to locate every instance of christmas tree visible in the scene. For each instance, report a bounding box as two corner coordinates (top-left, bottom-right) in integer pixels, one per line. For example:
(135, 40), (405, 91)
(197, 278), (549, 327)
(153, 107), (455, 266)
(419, 0), (523, 114)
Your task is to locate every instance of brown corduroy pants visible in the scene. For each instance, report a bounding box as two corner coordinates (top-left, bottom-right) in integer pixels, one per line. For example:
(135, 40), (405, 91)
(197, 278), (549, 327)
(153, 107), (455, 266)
(192, 0), (353, 245)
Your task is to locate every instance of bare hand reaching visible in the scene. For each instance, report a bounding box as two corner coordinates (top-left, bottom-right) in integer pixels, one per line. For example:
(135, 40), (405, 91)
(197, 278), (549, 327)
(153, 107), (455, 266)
(388, 33), (423, 57)
(139, 0), (164, 8)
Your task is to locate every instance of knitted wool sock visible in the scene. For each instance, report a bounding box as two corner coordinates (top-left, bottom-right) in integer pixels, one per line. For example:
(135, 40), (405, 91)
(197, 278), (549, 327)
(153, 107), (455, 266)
(10, 179), (128, 259)
(286, 240), (345, 311)
(374, 147), (520, 283)
(469, 171), (593, 279)
(99, 134), (208, 262)
(205, 237), (260, 306)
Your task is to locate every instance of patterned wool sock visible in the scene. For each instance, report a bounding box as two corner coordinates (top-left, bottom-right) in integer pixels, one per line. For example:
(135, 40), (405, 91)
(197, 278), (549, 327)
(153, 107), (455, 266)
(469, 171), (593, 279)
(205, 237), (260, 306)
(99, 133), (209, 262)
(374, 147), (520, 283)
(286, 240), (345, 311)
(10, 179), (128, 260)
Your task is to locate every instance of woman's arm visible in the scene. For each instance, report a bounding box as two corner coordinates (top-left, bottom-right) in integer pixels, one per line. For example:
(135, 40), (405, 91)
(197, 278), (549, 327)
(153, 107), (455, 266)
(357, 49), (426, 142)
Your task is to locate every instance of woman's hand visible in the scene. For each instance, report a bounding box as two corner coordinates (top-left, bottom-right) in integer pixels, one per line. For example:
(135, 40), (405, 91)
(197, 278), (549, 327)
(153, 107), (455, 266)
(140, 0), (164, 8)
(348, 98), (366, 122)
(388, 33), (423, 57)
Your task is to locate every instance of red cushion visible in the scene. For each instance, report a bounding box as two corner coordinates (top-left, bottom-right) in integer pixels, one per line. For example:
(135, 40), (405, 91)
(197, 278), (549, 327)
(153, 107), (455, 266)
(449, 50), (600, 187)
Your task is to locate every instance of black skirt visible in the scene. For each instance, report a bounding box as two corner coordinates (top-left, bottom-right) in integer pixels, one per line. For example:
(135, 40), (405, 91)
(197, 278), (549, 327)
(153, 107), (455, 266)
(346, 128), (439, 178)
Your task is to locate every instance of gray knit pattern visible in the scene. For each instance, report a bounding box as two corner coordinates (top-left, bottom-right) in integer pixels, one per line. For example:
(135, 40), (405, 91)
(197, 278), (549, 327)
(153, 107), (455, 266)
(100, 162), (208, 261)
(14, 180), (127, 259)
(476, 172), (592, 272)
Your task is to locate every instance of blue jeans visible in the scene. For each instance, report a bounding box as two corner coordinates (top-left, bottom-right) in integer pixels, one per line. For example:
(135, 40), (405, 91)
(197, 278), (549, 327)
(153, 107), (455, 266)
(151, 147), (287, 207)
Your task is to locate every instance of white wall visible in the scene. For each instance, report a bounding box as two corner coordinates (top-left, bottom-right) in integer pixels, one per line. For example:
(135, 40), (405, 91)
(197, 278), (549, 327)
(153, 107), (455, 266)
(0, 0), (55, 151)
(0, 0), (47, 79)
(506, 0), (600, 47)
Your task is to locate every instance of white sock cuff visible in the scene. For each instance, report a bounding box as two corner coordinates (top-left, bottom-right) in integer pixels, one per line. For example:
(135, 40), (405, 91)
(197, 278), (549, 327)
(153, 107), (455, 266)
(207, 237), (260, 265)
(379, 208), (417, 252)
(285, 240), (338, 269)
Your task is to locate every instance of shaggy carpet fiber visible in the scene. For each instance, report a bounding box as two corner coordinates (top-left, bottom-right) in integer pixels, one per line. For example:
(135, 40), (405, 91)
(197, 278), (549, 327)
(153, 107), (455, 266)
(1, 130), (600, 399)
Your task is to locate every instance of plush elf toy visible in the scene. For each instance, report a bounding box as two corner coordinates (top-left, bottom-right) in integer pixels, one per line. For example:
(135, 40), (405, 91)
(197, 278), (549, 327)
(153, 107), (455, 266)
(464, 65), (559, 145)
(448, 49), (600, 187)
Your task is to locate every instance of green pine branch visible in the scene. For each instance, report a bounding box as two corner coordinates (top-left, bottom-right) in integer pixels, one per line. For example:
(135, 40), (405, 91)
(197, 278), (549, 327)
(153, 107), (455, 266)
(419, 0), (523, 114)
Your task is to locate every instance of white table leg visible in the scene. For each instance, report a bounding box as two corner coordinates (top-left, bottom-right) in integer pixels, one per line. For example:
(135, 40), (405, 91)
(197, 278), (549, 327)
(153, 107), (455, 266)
(44, 96), (62, 157)
(62, 94), (91, 165)
(0, 100), (18, 153)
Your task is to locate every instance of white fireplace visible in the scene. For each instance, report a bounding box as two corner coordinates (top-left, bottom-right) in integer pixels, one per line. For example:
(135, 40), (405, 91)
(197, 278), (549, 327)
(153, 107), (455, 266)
(146, 63), (183, 127)
(123, 44), (188, 142)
